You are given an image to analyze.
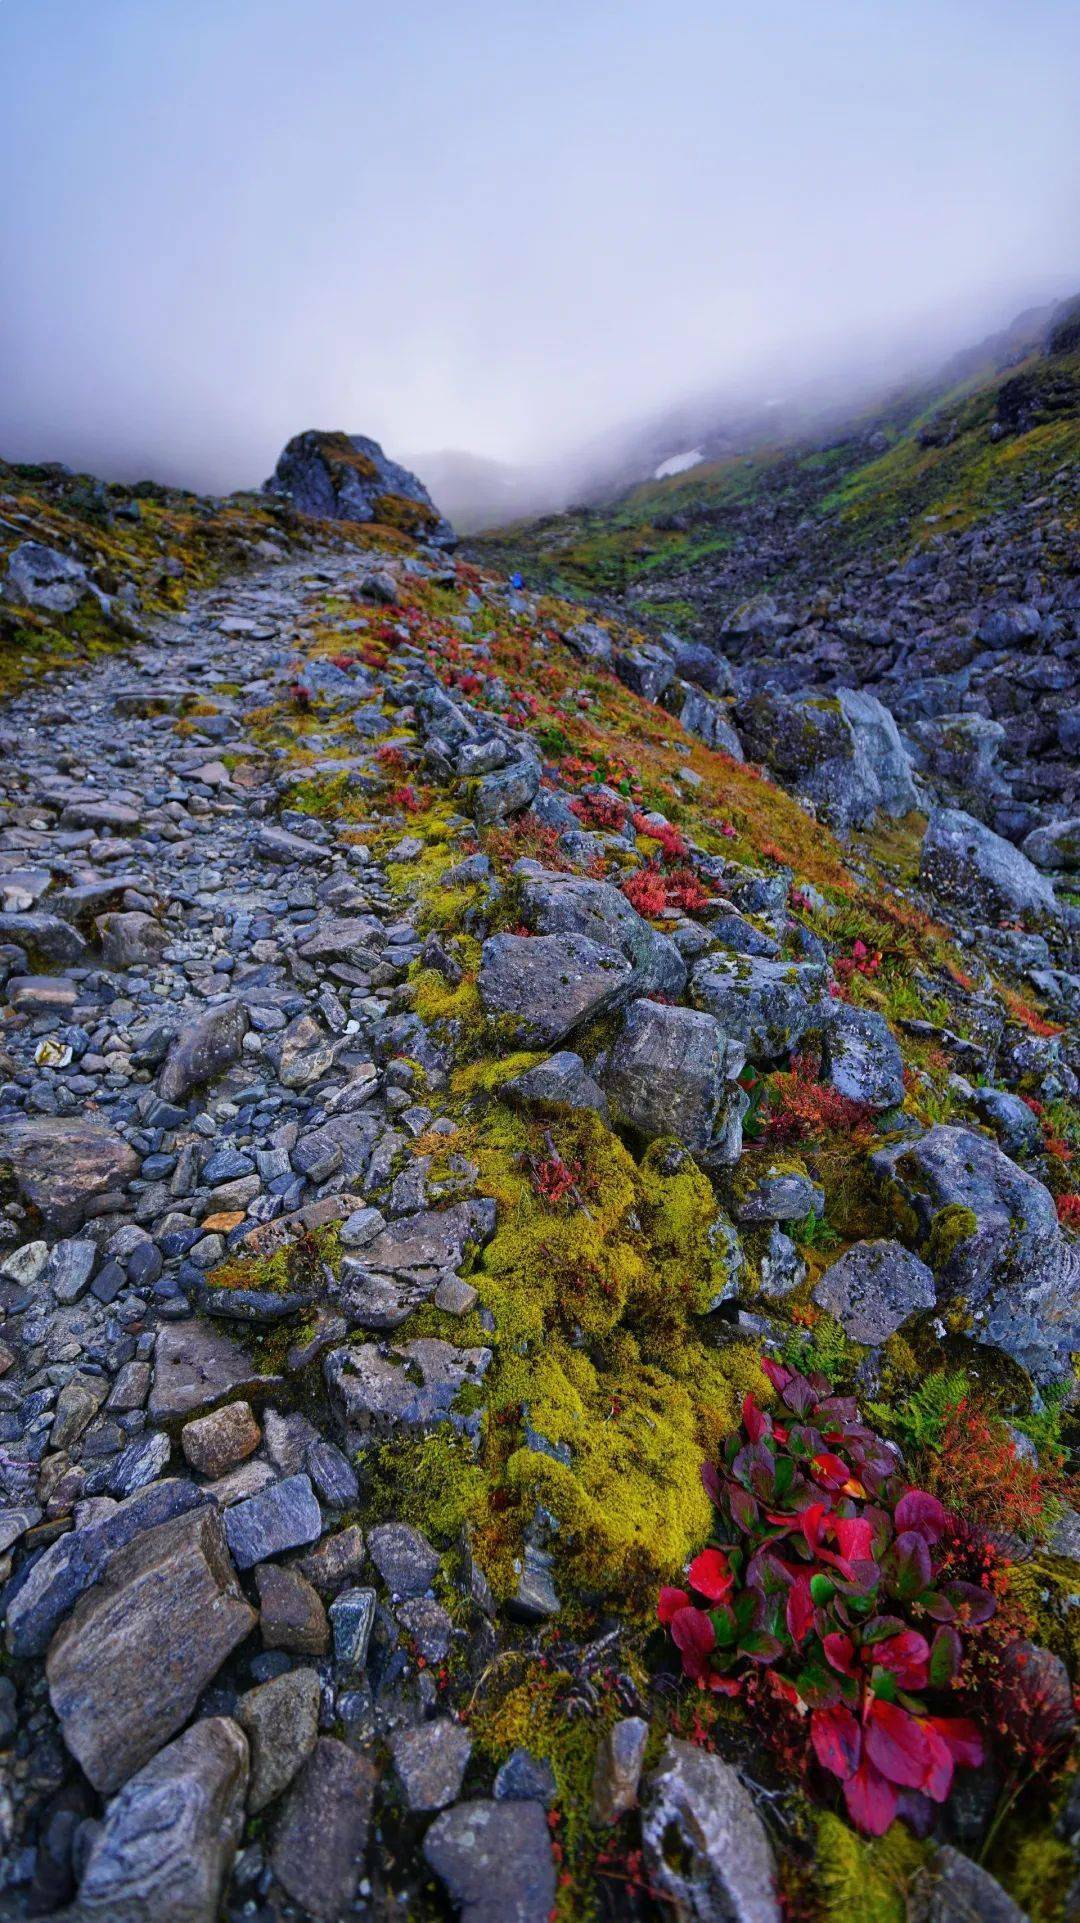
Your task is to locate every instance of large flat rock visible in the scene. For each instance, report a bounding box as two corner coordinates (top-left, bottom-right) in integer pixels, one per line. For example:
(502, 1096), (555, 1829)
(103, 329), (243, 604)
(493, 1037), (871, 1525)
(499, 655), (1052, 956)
(0, 1115), (139, 1234)
(46, 1506), (256, 1792)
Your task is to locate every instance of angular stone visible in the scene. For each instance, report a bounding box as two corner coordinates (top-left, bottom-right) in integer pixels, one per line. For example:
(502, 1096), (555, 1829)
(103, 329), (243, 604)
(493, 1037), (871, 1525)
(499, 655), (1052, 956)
(181, 1400), (261, 1479)
(159, 1000), (249, 1103)
(6, 1478), (207, 1659)
(494, 1749), (557, 1805)
(44, 1237), (98, 1303)
(0, 1115), (139, 1234)
(298, 1522), (366, 1596)
(519, 872), (687, 1000)
(733, 1161), (824, 1223)
(367, 1520), (440, 1597)
(46, 1506), (256, 1792)
(691, 953), (826, 1061)
(391, 1717), (471, 1810)
(642, 1738), (780, 1923)
(591, 1715), (649, 1824)
(224, 1472), (322, 1569)
(237, 1666), (321, 1814)
(256, 1562), (329, 1656)
(68, 1716), (248, 1923)
(814, 1239), (936, 1344)
(478, 932), (632, 1046)
(871, 1123), (1080, 1381)
(926, 1845), (1028, 1923)
(270, 1736), (377, 1921)
(149, 1320), (268, 1422)
(504, 1050), (610, 1121)
(921, 807), (1057, 921)
(329, 1584), (376, 1673)
(3, 540), (88, 613)
(816, 1002), (905, 1110)
(306, 1436), (359, 1507)
(598, 999), (744, 1152)
(0, 911), (88, 965)
(325, 1337), (492, 1444)
(470, 757), (540, 824)
(96, 911), (168, 970)
(424, 1799), (556, 1923)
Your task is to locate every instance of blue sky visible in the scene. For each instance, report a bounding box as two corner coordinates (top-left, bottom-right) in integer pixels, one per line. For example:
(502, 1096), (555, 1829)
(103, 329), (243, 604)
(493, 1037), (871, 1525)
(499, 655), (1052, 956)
(1, 0), (1077, 486)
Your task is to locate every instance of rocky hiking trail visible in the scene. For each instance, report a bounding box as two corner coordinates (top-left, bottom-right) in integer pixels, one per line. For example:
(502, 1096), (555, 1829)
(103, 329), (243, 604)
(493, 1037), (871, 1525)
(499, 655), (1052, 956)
(0, 441), (1078, 1923)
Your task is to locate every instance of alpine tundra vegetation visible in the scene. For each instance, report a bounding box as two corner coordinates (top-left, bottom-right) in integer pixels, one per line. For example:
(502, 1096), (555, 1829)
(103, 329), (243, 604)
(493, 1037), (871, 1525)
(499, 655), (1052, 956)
(0, 324), (1079, 1923)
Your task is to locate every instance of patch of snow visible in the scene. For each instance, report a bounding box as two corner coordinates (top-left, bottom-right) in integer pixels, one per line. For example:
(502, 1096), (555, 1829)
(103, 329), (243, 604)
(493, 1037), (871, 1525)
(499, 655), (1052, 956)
(654, 447), (704, 480)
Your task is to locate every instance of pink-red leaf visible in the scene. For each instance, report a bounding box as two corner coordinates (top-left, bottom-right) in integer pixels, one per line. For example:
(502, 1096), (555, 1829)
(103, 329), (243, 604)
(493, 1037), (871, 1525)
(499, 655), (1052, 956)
(811, 1704), (861, 1781)
(843, 1758), (899, 1835)
(688, 1547), (734, 1604)
(873, 1629), (930, 1690)
(657, 1586), (690, 1626)
(894, 1489), (947, 1544)
(864, 1698), (931, 1789)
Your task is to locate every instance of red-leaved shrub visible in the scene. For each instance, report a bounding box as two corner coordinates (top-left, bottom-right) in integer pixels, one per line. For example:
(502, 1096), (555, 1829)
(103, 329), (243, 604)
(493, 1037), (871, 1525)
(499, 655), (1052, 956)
(659, 1360), (996, 1835)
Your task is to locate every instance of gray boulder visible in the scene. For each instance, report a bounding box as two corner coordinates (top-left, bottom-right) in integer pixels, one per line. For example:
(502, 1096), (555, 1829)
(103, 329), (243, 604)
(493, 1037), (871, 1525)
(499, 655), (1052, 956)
(872, 1123), (1080, 1380)
(504, 1050), (609, 1121)
(920, 808), (1057, 921)
(641, 1738), (780, 1923)
(816, 1002), (904, 1110)
(814, 1239), (936, 1344)
(736, 685), (917, 833)
(691, 953), (826, 1060)
(390, 1718), (472, 1811)
(734, 1162), (824, 1224)
(1022, 817), (1080, 873)
(598, 999), (746, 1157)
(224, 1473), (323, 1569)
(925, 1845), (1028, 1923)
(478, 932), (632, 1046)
(0, 1114), (139, 1234)
(264, 431), (455, 547)
(519, 872), (687, 1000)
(66, 1717), (248, 1923)
(971, 1087), (1044, 1159)
(237, 1668), (321, 1814)
(270, 1737), (377, 1921)
(96, 911), (168, 970)
(663, 681), (744, 759)
(423, 1799), (556, 1923)
(3, 541), (89, 614)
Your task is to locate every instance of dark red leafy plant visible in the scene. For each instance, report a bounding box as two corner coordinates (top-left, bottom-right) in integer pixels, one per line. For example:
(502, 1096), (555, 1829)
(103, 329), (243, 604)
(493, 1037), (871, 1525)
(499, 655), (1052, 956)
(658, 1359), (996, 1835)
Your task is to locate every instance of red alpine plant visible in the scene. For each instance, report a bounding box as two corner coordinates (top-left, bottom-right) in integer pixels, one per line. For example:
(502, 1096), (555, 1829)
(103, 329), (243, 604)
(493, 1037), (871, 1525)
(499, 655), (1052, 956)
(658, 1362), (997, 1835)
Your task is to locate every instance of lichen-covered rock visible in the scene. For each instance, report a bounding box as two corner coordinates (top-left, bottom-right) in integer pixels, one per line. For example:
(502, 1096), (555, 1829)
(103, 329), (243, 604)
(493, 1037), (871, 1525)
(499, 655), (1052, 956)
(1022, 815), (1080, 872)
(423, 1798), (556, 1923)
(641, 1737), (780, 1923)
(237, 1667), (321, 1814)
(920, 807), (1058, 920)
(871, 1124), (1080, 1380)
(519, 872), (687, 1000)
(733, 1160), (824, 1223)
(504, 1050), (610, 1121)
(478, 932), (632, 1045)
(324, 1337), (492, 1444)
(264, 430), (455, 546)
(390, 1717), (472, 1810)
(816, 1002), (905, 1110)
(814, 1238), (936, 1343)
(598, 999), (746, 1156)
(691, 953), (826, 1060)
(735, 685), (917, 833)
(66, 1716), (248, 1923)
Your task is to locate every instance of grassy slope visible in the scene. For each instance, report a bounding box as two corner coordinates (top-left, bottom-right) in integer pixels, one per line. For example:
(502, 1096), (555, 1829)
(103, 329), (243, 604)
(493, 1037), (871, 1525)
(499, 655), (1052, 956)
(475, 345), (1080, 617)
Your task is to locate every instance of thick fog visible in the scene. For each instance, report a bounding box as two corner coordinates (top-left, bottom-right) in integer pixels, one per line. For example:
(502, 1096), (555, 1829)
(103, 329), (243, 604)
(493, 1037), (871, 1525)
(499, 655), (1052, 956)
(1, 0), (1076, 506)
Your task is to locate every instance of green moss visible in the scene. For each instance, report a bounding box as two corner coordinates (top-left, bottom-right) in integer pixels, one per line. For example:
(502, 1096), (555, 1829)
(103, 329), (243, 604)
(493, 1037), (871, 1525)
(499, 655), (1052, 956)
(925, 1204), (978, 1268)
(815, 1812), (927, 1923)
(997, 1828), (1075, 1923)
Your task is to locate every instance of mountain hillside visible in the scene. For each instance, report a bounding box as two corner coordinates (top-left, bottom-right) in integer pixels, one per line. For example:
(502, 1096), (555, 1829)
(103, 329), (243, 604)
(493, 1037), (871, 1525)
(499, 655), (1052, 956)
(0, 417), (1076, 1923)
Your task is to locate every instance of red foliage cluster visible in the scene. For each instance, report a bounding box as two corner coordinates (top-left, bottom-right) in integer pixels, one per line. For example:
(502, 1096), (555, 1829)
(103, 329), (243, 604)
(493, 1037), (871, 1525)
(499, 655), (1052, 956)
(569, 791), (628, 832)
(833, 938), (882, 987)
(530, 1150), (581, 1206)
(376, 743), (408, 771)
(287, 681), (312, 712)
(765, 1058), (874, 1144)
(328, 652), (356, 671)
(918, 1399), (1055, 1535)
(621, 865), (712, 918)
(386, 783), (422, 815)
(1057, 1193), (1080, 1229)
(659, 1361), (996, 1836)
(711, 817), (738, 840)
(632, 811), (688, 861)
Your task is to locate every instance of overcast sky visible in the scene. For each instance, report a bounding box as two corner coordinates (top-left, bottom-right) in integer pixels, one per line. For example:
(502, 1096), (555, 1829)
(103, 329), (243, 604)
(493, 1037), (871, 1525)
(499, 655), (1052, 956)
(1, 0), (1077, 491)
